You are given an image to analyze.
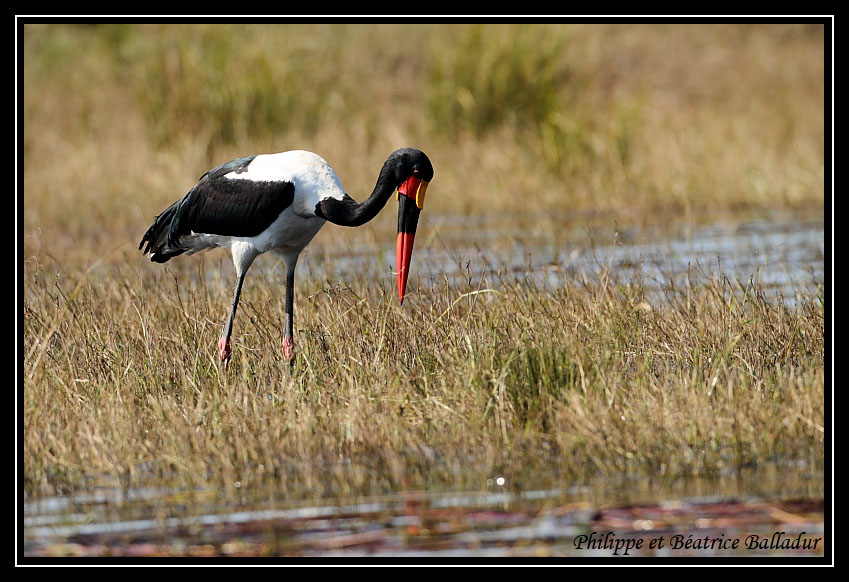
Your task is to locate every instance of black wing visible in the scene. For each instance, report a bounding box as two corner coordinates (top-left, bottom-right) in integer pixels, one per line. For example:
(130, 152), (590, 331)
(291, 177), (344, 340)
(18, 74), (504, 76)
(169, 175), (295, 243)
(140, 156), (295, 261)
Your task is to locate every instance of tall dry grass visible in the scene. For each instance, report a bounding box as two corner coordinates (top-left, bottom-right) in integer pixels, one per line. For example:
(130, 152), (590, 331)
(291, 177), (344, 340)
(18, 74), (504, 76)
(22, 23), (825, 257)
(21, 22), (826, 501)
(23, 253), (824, 499)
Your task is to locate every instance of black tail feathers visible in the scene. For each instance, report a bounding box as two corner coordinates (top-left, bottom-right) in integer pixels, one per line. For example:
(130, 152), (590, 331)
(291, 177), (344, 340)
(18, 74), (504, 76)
(139, 201), (186, 263)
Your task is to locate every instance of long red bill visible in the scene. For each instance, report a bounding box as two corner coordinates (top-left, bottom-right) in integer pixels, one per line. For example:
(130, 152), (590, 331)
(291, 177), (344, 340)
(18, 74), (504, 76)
(396, 230), (416, 303)
(396, 178), (425, 304)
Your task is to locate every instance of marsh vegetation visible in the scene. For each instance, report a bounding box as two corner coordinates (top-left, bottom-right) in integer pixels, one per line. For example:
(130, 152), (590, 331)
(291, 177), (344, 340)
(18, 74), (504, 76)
(22, 22), (826, 555)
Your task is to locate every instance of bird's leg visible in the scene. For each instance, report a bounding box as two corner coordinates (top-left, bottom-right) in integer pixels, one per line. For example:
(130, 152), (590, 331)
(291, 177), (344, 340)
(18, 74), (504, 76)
(282, 256), (298, 363)
(219, 242), (259, 364)
(219, 271), (246, 363)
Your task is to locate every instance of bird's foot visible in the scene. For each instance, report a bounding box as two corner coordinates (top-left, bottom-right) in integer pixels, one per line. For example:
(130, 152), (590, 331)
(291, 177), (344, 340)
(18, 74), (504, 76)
(282, 337), (296, 363)
(218, 337), (232, 362)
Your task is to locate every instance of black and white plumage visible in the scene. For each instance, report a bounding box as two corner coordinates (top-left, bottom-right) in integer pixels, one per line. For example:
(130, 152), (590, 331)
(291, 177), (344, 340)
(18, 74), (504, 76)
(140, 148), (434, 363)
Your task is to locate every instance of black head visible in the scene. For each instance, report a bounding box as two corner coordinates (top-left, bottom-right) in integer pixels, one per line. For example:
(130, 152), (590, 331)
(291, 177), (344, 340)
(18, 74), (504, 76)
(387, 148), (435, 186)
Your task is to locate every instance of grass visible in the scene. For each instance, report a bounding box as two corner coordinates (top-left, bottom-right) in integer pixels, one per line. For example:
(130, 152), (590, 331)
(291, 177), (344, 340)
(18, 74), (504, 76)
(23, 252), (824, 501)
(22, 23), (824, 238)
(21, 22), (826, 504)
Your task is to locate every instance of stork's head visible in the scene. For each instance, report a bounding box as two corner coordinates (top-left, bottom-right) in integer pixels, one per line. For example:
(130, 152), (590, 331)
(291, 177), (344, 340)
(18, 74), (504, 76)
(392, 149), (434, 304)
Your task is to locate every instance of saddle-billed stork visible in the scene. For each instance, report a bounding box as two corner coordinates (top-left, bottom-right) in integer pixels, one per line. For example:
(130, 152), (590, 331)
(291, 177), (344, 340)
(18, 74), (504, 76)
(139, 148), (434, 363)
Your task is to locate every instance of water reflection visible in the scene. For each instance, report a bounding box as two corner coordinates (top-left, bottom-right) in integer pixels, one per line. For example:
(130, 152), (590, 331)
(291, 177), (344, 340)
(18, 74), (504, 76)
(24, 465), (824, 557)
(298, 217), (824, 306)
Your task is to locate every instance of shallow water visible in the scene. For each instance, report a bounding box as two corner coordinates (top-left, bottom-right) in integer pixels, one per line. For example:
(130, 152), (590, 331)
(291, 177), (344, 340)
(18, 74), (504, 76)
(299, 216), (825, 306)
(183, 215), (824, 309)
(23, 464), (824, 557)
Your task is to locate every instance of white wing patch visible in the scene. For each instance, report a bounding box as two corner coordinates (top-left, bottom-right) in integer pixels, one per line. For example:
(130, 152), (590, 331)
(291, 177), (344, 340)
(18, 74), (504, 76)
(225, 150), (347, 217)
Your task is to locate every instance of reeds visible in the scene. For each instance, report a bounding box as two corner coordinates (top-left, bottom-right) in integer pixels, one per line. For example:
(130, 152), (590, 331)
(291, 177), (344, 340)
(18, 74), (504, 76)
(23, 23), (824, 239)
(23, 251), (824, 499)
(22, 22), (825, 501)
